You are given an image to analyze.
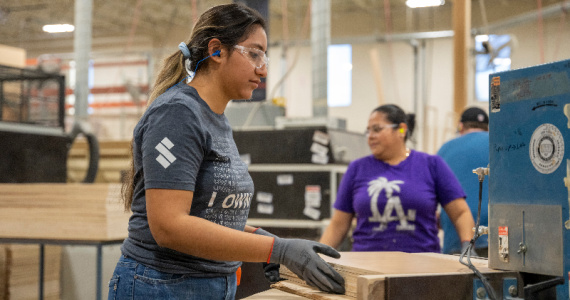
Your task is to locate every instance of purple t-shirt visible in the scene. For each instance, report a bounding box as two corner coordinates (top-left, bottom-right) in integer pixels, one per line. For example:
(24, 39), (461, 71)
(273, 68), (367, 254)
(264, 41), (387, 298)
(334, 150), (465, 253)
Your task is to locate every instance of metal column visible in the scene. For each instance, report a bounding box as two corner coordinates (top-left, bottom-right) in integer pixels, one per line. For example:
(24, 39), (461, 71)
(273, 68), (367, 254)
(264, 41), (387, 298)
(311, 0), (330, 117)
(73, 0), (93, 121)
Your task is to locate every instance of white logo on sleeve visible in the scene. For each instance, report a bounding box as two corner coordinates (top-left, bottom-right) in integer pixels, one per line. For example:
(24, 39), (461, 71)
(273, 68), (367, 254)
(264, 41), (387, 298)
(155, 137), (176, 168)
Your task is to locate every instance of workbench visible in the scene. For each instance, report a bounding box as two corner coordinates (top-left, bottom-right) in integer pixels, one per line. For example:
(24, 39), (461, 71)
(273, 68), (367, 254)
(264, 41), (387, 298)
(244, 252), (522, 300)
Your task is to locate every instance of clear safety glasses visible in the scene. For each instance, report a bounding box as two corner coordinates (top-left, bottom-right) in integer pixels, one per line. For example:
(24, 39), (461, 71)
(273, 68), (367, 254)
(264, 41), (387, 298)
(365, 124), (398, 136)
(233, 45), (269, 69)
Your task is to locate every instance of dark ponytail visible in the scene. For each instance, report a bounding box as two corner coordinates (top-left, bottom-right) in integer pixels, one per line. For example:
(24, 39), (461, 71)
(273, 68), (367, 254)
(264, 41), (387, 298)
(406, 113), (416, 138)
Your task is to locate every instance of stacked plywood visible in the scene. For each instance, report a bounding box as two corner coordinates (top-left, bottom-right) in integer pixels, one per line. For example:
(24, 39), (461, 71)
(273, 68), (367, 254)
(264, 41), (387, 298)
(0, 246), (6, 299)
(0, 183), (130, 240)
(0, 183), (130, 299)
(0, 44), (26, 68)
(273, 252), (506, 300)
(277, 257), (380, 299)
(67, 139), (132, 183)
(0, 245), (61, 300)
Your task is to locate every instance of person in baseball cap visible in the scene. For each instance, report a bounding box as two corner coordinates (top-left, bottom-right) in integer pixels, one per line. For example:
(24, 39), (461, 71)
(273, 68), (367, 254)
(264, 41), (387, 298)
(459, 107), (489, 132)
(436, 106), (490, 257)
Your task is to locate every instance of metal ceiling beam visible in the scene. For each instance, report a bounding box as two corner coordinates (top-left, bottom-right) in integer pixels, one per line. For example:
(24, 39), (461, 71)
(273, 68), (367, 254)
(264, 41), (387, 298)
(472, 1), (570, 35)
(272, 0), (570, 47)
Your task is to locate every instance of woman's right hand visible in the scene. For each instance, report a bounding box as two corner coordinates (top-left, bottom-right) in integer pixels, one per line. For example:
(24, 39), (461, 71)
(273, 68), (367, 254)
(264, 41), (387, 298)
(269, 237), (345, 294)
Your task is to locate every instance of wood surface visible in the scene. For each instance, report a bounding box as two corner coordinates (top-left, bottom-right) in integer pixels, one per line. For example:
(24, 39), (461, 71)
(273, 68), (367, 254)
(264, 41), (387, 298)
(321, 252), (495, 275)
(0, 245), (61, 300)
(356, 275), (385, 300)
(278, 255), (381, 299)
(275, 252), (496, 300)
(271, 281), (352, 300)
(0, 246), (6, 299)
(244, 286), (310, 299)
(67, 139), (131, 183)
(0, 44), (26, 68)
(0, 183), (130, 240)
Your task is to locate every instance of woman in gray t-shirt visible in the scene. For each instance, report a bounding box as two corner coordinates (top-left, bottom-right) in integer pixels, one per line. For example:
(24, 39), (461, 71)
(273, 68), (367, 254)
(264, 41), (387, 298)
(108, 3), (345, 299)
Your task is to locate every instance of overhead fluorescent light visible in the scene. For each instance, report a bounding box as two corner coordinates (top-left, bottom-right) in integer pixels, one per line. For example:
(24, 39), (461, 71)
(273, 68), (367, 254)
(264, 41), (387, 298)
(43, 24), (75, 33)
(406, 0), (445, 8)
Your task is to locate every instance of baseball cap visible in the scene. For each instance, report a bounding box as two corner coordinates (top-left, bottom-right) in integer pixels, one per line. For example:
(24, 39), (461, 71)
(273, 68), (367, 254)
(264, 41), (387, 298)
(460, 107), (488, 124)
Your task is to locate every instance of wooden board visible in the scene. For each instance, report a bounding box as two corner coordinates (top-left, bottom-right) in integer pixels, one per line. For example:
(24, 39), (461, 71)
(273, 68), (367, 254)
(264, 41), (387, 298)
(320, 252), (495, 275)
(67, 139), (131, 183)
(275, 252), (500, 300)
(270, 281), (352, 300)
(244, 286), (311, 299)
(277, 256), (380, 299)
(0, 184), (130, 240)
(0, 44), (26, 68)
(0, 244), (61, 300)
(0, 245), (7, 299)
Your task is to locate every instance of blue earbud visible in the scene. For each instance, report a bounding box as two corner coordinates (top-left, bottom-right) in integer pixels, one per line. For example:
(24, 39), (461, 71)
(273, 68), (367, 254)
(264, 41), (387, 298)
(193, 50), (221, 74)
(166, 49), (222, 92)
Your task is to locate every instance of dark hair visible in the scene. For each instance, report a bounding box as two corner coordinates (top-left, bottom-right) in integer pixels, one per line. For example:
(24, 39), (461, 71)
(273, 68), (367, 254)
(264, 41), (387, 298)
(462, 121), (488, 131)
(372, 104), (416, 141)
(122, 3), (266, 212)
(148, 3), (266, 104)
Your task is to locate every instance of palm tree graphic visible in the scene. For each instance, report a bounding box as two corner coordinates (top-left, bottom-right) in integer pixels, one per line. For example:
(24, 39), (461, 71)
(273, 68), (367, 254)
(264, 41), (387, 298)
(368, 177), (415, 231)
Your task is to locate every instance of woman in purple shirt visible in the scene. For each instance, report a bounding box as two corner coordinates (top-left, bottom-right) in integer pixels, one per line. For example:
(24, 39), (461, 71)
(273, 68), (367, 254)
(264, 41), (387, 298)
(320, 104), (475, 253)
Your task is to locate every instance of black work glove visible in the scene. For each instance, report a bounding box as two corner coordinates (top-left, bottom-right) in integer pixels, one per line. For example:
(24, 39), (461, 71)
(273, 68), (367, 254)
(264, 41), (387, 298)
(253, 228), (282, 283)
(270, 237), (345, 294)
(262, 261), (281, 283)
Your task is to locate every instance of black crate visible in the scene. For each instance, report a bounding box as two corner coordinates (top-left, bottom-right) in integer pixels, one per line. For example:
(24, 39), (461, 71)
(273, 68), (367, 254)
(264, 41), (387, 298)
(234, 127), (368, 165)
(0, 65), (69, 183)
(247, 169), (345, 220)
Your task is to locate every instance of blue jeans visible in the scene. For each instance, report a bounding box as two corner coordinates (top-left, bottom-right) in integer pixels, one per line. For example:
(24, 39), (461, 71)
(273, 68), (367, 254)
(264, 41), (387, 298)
(108, 256), (237, 300)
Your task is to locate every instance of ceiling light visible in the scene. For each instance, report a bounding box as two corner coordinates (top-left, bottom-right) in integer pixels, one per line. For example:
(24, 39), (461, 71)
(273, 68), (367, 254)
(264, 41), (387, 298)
(406, 0), (445, 8)
(43, 24), (75, 33)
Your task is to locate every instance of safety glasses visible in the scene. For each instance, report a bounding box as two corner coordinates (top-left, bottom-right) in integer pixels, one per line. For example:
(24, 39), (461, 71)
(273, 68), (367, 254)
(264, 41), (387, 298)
(233, 45), (269, 69)
(365, 124), (398, 136)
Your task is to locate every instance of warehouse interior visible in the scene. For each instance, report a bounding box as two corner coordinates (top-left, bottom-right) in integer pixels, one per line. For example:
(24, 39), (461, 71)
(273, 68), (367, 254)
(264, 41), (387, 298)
(1, 0), (570, 299)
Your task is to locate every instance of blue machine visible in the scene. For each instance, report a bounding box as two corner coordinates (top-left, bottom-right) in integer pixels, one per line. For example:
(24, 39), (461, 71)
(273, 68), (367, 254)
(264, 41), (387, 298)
(489, 59), (570, 299)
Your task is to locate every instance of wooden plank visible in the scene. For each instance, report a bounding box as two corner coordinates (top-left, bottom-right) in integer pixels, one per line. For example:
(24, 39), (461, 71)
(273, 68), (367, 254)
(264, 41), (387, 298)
(67, 139), (132, 183)
(244, 287), (311, 299)
(357, 275), (385, 300)
(271, 281), (352, 300)
(279, 257), (380, 298)
(319, 252), (496, 275)
(0, 246), (7, 299)
(277, 252), (501, 300)
(0, 44), (26, 68)
(0, 184), (130, 240)
(3, 245), (61, 300)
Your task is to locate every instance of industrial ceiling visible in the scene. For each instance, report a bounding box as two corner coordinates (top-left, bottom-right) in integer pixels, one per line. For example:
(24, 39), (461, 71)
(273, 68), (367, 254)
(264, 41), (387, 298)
(0, 0), (568, 58)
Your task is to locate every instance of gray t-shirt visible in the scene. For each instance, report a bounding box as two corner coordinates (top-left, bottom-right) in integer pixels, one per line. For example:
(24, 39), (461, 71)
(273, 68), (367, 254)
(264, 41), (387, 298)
(121, 84), (254, 276)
